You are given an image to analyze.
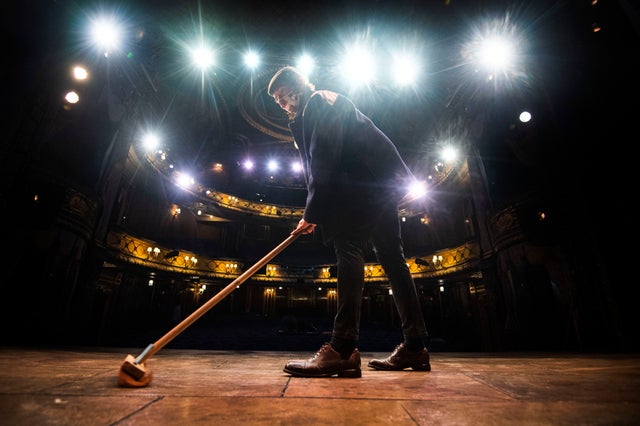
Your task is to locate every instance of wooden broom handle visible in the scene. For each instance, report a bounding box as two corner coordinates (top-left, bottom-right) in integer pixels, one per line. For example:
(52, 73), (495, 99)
(138, 233), (300, 363)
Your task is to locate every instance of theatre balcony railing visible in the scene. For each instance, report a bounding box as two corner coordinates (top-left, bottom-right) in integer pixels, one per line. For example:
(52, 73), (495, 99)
(104, 229), (485, 285)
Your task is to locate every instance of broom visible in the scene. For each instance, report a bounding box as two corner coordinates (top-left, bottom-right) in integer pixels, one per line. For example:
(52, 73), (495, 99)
(118, 233), (300, 387)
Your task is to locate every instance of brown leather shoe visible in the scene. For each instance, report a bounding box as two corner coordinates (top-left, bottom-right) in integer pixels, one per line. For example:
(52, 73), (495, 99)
(368, 343), (431, 371)
(283, 343), (362, 378)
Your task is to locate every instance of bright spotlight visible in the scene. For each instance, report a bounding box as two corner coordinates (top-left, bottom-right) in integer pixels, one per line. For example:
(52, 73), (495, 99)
(244, 51), (260, 69)
(441, 146), (457, 163)
(89, 15), (124, 55)
(65, 91), (80, 104)
(242, 159), (254, 170)
(519, 110), (532, 123)
(190, 44), (215, 70)
(407, 180), (428, 200)
(175, 173), (194, 189)
(296, 54), (315, 78)
(267, 160), (279, 172)
(477, 36), (515, 72)
(142, 133), (160, 151)
(72, 66), (89, 80)
(391, 53), (420, 86)
(342, 46), (375, 87)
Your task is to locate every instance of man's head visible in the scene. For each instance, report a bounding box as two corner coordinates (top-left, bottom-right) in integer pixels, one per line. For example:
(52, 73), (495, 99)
(268, 66), (315, 117)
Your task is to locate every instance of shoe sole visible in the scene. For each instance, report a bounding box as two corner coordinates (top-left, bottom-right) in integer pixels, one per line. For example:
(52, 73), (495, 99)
(283, 367), (362, 378)
(367, 363), (431, 371)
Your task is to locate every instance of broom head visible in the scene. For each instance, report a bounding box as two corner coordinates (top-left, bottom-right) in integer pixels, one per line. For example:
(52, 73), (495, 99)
(118, 354), (153, 387)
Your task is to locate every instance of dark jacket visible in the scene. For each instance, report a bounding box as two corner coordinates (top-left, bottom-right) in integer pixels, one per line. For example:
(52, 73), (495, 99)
(289, 90), (414, 242)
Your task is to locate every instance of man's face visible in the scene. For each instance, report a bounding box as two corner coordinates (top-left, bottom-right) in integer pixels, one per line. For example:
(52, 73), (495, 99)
(272, 86), (300, 116)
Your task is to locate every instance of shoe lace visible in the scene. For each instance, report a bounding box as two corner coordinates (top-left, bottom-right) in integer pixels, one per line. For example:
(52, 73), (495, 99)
(311, 343), (330, 360)
(391, 344), (404, 357)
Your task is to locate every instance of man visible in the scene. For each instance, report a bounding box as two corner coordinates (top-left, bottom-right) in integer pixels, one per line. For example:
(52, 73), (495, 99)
(268, 66), (430, 378)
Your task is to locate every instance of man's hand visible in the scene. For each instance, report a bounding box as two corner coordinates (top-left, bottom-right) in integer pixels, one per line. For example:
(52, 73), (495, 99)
(291, 218), (316, 235)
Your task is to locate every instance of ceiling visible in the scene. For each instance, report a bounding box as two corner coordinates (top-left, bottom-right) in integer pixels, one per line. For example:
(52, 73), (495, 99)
(8, 0), (639, 210)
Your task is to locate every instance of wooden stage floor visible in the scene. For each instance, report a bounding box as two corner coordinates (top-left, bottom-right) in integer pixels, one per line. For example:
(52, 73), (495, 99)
(1, 347), (639, 425)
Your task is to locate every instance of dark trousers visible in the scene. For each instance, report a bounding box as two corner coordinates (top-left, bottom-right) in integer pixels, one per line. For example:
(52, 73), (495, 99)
(331, 204), (428, 345)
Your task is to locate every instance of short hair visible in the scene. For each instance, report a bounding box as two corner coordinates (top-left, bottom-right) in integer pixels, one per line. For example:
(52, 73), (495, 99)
(267, 66), (315, 96)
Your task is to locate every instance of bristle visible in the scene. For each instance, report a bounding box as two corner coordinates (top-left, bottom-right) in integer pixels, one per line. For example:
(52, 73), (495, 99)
(118, 369), (153, 387)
